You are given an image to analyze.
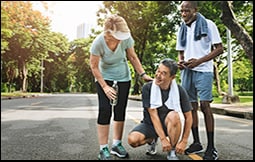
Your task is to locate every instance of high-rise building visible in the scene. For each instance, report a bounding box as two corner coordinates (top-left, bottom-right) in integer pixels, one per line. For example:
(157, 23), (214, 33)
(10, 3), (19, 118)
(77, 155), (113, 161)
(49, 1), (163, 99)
(76, 22), (96, 39)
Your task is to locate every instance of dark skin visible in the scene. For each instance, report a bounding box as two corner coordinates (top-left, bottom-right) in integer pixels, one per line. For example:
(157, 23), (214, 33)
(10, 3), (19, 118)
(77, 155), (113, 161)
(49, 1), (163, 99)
(177, 1), (224, 137)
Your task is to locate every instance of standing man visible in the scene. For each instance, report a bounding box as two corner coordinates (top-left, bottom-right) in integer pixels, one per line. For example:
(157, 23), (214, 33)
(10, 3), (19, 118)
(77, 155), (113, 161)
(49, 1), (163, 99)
(176, 1), (223, 160)
(128, 58), (193, 160)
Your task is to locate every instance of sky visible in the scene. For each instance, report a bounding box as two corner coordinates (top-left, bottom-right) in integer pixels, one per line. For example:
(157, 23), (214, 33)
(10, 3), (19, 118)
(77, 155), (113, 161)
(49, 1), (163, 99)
(32, 1), (103, 41)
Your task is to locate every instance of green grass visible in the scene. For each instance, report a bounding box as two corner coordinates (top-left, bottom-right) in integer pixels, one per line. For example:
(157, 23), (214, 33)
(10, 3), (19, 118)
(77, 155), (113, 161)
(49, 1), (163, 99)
(213, 96), (253, 106)
(1, 92), (42, 97)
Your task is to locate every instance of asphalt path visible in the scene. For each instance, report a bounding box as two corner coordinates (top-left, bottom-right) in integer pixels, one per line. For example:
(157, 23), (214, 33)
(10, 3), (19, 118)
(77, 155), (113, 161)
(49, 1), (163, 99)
(1, 93), (253, 160)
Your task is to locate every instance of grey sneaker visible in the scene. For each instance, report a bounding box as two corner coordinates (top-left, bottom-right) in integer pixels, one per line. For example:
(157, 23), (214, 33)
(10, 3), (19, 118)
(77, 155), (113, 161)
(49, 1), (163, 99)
(167, 150), (179, 160)
(98, 147), (111, 160)
(146, 138), (157, 155)
(110, 142), (128, 158)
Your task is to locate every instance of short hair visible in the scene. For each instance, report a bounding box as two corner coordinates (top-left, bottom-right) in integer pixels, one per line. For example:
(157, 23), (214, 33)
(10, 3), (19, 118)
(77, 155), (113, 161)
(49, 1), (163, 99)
(181, 1), (198, 9)
(104, 15), (130, 33)
(160, 58), (178, 76)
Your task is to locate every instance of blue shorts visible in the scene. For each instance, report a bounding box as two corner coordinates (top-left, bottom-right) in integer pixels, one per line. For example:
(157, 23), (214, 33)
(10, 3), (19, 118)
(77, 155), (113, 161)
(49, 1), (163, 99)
(181, 69), (213, 102)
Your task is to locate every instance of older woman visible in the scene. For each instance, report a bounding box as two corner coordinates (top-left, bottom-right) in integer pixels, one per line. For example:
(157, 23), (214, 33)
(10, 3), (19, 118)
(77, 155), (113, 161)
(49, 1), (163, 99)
(90, 14), (152, 160)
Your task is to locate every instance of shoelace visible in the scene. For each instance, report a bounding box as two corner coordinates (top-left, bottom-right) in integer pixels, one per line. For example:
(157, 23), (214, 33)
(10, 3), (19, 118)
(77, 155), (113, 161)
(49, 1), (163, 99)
(116, 143), (125, 152)
(102, 147), (110, 156)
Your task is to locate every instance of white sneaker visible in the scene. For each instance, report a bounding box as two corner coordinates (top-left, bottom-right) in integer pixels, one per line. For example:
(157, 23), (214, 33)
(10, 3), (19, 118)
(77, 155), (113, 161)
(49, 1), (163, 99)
(167, 150), (179, 160)
(146, 138), (157, 155)
(167, 155), (179, 160)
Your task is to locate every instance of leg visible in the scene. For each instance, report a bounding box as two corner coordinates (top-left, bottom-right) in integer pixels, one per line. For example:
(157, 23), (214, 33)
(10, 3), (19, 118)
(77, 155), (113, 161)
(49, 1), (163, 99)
(181, 70), (203, 153)
(113, 121), (124, 141)
(201, 101), (218, 160)
(97, 124), (110, 145)
(165, 111), (181, 148)
(96, 81), (112, 160)
(111, 81), (130, 158)
(191, 102), (201, 144)
(128, 131), (148, 147)
(165, 111), (181, 160)
(112, 81), (130, 142)
(128, 122), (158, 151)
(200, 101), (214, 149)
(196, 72), (218, 160)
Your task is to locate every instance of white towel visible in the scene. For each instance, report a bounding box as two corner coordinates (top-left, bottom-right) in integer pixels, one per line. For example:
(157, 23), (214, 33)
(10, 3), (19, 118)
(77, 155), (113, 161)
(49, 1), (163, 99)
(150, 79), (181, 112)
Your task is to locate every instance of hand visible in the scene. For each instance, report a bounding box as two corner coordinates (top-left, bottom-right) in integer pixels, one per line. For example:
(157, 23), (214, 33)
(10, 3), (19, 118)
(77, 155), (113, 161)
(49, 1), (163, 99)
(186, 58), (201, 68)
(161, 137), (172, 152)
(175, 141), (188, 154)
(177, 60), (188, 70)
(103, 86), (117, 100)
(142, 74), (153, 82)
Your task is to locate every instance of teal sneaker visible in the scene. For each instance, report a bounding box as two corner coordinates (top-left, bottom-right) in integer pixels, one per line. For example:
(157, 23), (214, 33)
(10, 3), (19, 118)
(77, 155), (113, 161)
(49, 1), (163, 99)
(110, 142), (128, 158)
(98, 147), (111, 160)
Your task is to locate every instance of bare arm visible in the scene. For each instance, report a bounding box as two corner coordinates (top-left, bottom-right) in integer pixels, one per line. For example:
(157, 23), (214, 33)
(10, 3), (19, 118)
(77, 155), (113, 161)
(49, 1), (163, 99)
(126, 47), (153, 82)
(186, 43), (224, 68)
(175, 111), (193, 154)
(177, 51), (186, 70)
(148, 108), (172, 152)
(89, 54), (116, 100)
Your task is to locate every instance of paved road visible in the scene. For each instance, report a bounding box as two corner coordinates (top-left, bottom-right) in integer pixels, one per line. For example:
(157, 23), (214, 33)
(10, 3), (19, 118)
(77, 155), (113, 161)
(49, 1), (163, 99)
(1, 93), (253, 160)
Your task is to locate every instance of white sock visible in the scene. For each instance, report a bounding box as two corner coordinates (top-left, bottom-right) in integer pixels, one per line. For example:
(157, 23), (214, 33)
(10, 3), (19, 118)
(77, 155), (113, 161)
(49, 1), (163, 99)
(149, 138), (156, 145)
(170, 149), (176, 157)
(100, 144), (108, 150)
(112, 139), (121, 146)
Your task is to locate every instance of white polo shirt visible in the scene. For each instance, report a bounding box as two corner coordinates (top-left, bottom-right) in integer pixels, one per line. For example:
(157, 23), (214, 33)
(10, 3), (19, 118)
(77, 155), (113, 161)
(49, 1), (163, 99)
(176, 19), (222, 72)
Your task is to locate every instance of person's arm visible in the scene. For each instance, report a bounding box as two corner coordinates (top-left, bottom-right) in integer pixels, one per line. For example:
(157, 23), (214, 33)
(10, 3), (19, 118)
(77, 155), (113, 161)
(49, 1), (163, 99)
(147, 108), (172, 152)
(186, 43), (224, 68)
(177, 51), (187, 70)
(89, 54), (116, 100)
(126, 47), (153, 82)
(175, 111), (193, 154)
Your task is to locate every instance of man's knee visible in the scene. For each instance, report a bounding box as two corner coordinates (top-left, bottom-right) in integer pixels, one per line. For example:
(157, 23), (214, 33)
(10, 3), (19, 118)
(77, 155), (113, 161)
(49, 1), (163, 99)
(166, 111), (181, 126)
(127, 133), (139, 148)
(200, 101), (211, 114)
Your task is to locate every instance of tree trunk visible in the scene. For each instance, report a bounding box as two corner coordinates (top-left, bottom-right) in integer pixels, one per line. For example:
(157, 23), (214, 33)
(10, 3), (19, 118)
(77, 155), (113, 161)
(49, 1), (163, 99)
(221, 1), (253, 65)
(22, 61), (28, 92)
(213, 63), (227, 96)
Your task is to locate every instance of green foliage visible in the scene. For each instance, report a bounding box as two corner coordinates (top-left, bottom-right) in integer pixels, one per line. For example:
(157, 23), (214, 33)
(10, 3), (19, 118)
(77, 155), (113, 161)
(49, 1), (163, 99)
(1, 83), (8, 92)
(1, 1), (253, 96)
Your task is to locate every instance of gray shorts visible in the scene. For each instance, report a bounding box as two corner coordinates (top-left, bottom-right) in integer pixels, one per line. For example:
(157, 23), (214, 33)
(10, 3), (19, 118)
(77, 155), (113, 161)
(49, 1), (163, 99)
(129, 122), (168, 139)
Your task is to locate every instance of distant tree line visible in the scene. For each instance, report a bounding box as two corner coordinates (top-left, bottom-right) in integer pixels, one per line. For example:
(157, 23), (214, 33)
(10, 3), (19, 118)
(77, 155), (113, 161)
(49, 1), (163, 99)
(1, 1), (253, 97)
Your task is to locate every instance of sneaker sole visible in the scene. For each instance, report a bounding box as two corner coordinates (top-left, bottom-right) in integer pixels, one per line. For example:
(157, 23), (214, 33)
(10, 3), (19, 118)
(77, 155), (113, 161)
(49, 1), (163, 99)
(185, 149), (204, 155)
(167, 155), (179, 160)
(98, 155), (111, 160)
(146, 151), (157, 156)
(203, 156), (219, 160)
(110, 150), (128, 158)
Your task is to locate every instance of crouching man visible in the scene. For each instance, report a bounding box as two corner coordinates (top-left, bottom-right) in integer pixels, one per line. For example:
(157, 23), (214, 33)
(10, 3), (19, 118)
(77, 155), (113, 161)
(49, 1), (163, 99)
(128, 58), (193, 160)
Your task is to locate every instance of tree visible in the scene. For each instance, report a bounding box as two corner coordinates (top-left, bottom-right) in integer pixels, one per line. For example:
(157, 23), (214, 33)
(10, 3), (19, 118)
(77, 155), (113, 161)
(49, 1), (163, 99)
(1, 1), (51, 92)
(97, 1), (179, 94)
(221, 1), (253, 65)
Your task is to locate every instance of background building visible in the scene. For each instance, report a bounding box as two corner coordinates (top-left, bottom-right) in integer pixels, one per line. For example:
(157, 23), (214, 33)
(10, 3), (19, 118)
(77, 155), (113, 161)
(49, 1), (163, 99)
(76, 22), (97, 39)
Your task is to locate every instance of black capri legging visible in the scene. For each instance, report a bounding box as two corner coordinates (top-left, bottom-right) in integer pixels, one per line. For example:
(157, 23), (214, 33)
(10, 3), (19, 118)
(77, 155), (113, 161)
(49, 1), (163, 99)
(95, 80), (131, 125)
